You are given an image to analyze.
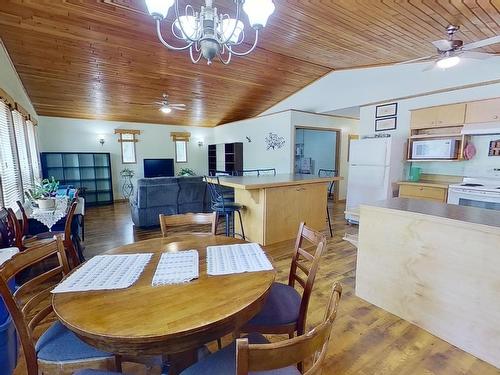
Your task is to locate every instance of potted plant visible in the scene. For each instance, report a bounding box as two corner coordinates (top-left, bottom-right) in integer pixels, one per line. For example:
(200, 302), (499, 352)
(25, 177), (60, 209)
(177, 168), (196, 177)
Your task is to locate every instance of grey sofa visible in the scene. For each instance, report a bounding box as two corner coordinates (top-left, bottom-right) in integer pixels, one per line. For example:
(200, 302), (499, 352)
(130, 176), (211, 227)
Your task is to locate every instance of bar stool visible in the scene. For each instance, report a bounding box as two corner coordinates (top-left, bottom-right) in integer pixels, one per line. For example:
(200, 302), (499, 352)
(205, 176), (245, 239)
(318, 169), (337, 237)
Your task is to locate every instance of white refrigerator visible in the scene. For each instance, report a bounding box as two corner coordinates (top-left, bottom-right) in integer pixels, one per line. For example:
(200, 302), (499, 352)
(345, 137), (404, 223)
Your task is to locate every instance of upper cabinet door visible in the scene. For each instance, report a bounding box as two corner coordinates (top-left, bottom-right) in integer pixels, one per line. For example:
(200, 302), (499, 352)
(436, 103), (466, 126)
(465, 98), (500, 123)
(410, 104), (466, 129)
(410, 107), (439, 129)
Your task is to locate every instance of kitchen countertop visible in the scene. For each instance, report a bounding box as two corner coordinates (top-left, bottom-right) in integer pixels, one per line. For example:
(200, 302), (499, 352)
(397, 180), (456, 189)
(363, 198), (500, 228)
(211, 174), (343, 190)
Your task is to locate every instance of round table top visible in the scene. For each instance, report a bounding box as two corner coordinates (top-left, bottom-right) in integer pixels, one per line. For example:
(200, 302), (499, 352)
(52, 235), (276, 355)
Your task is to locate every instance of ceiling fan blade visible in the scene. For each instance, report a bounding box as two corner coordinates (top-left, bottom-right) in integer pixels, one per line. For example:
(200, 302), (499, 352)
(432, 39), (453, 51)
(169, 104), (186, 107)
(174, 107), (186, 111)
(422, 61), (438, 72)
(461, 51), (495, 60)
(395, 55), (436, 65)
(462, 35), (500, 51)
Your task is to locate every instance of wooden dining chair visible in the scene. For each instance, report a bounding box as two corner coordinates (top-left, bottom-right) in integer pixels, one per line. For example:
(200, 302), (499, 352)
(159, 212), (217, 238)
(25, 201), (81, 268)
(0, 208), (16, 249)
(16, 200), (30, 238)
(6, 207), (24, 250)
(0, 237), (117, 375)
(177, 282), (342, 375)
(242, 222), (327, 338)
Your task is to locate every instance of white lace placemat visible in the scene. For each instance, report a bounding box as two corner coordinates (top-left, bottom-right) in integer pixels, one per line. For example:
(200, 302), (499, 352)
(152, 250), (199, 286)
(207, 243), (273, 276)
(52, 253), (153, 293)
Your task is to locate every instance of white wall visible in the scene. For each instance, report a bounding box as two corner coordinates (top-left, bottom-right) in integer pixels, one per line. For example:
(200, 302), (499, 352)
(262, 57), (500, 115)
(0, 40), (36, 117)
(37, 117), (213, 199)
(214, 110), (359, 200)
(359, 83), (500, 179)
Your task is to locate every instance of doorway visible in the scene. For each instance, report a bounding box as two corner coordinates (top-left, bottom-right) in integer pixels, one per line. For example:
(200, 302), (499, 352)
(294, 127), (340, 200)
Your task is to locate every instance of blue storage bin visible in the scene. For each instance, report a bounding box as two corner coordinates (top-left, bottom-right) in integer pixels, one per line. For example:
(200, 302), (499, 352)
(0, 316), (18, 375)
(0, 278), (15, 323)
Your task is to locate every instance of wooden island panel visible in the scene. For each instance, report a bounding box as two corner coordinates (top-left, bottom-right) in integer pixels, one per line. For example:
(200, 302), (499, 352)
(356, 199), (500, 369)
(216, 174), (340, 245)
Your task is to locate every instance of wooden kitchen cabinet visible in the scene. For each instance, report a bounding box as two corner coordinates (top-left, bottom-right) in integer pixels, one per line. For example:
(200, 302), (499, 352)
(411, 103), (466, 130)
(398, 183), (448, 202)
(465, 98), (500, 123)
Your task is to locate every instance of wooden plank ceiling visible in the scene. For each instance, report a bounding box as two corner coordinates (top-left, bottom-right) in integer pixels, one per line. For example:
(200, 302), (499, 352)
(0, 0), (499, 127)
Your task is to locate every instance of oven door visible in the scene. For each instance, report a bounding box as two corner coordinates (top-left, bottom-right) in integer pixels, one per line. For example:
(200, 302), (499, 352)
(448, 188), (500, 211)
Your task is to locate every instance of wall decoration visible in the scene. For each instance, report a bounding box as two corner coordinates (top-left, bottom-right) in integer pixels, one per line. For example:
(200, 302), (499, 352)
(265, 132), (285, 150)
(489, 139), (500, 156)
(376, 103), (398, 118)
(375, 117), (397, 132)
(246, 136), (252, 143)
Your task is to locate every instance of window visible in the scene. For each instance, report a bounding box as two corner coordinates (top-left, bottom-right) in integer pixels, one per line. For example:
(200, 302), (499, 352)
(0, 102), (22, 209)
(12, 110), (33, 190)
(171, 132), (190, 163)
(115, 129), (139, 164)
(175, 141), (188, 163)
(26, 120), (41, 180)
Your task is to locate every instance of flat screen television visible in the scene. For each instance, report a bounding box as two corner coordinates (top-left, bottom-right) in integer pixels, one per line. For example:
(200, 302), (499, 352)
(144, 159), (174, 178)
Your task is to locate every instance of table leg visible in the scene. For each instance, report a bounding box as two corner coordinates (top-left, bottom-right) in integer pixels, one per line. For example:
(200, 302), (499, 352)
(165, 349), (197, 375)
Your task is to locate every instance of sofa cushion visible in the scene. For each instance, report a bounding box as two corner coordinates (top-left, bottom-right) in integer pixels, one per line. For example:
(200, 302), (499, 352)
(178, 177), (208, 213)
(135, 177), (179, 209)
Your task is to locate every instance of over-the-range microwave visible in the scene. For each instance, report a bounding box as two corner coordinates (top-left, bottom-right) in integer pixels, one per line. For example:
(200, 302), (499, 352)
(411, 139), (458, 159)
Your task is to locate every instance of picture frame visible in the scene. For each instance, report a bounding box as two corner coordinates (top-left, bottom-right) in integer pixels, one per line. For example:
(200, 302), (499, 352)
(376, 103), (398, 118)
(375, 117), (397, 132)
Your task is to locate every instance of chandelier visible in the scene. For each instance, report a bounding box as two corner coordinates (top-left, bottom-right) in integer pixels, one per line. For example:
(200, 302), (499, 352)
(145, 0), (275, 65)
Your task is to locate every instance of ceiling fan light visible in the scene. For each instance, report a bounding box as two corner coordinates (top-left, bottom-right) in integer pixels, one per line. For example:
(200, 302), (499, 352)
(174, 15), (198, 40)
(243, 0), (275, 29)
(220, 19), (244, 43)
(436, 55), (460, 69)
(145, 0), (174, 20)
(160, 106), (172, 114)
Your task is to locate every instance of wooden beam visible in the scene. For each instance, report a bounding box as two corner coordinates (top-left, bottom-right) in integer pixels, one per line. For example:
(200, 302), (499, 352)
(114, 129), (141, 135)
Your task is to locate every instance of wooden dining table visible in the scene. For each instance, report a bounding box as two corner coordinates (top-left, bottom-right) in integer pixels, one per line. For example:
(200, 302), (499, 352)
(51, 234), (276, 374)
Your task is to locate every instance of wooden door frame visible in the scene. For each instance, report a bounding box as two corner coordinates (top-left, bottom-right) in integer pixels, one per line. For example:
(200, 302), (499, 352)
(293, 126), (341, 201)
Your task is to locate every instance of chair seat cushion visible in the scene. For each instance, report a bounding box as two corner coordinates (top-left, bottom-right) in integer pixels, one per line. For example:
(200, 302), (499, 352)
(247, 282), (301, 327)
(36, 321), (112, 362)
(180, 333), (300, 375)
(212, 202), (242, 211)
(73, 371), (121, 375)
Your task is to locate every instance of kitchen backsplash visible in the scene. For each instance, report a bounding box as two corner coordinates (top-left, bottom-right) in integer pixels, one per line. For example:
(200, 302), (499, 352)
(412, 134), (500, 177)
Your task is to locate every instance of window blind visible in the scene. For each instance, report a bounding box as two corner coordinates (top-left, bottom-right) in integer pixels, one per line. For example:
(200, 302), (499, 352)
(26, 120), (41, 180)
(12, 110), (33, 191)
(0, 102), (22, 209)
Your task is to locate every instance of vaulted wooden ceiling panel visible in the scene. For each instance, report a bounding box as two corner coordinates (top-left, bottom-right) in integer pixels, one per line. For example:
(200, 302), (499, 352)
(0, 0), (499, 126)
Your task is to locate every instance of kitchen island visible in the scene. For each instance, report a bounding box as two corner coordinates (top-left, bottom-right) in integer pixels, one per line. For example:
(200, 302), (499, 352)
(214, 174), (342, 245)
(356, 198), (500, 369)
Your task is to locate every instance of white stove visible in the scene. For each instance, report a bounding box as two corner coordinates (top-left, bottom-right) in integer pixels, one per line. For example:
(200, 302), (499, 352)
(448, 177), (500, 211)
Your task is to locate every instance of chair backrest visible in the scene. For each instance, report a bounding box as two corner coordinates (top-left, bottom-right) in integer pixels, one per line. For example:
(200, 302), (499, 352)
(204, 176), (226, 207)
(65, 201), (78, 240)
(0, 208), (15, 249)
(0, 237), (70, 375)
(257, 168), (276, 176)
(289, 222), (327, 335)
(6, 208), (24, 250)
(16, 200), (30, 236)
(159, 212), (217, 238)
(318, 169), (337, 195)
(236, 282), (342, 375)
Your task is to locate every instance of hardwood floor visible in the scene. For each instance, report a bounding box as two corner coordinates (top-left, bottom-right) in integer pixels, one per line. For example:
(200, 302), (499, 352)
(13, 202), (499, 374)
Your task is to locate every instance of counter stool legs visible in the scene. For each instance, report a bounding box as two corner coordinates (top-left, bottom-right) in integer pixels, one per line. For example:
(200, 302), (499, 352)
(217, 210), (246, 240)
(326, 207), (333, 237)
(237, 210), (245, 240)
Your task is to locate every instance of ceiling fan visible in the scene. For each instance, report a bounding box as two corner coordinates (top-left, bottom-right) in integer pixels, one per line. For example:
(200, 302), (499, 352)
(155, 94), (186, 114)
(400, 25), (500, 70)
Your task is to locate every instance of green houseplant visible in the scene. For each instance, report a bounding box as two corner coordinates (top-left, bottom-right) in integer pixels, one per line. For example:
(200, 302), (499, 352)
(177, 168), (196, 177)
(25, 177), (60, 209)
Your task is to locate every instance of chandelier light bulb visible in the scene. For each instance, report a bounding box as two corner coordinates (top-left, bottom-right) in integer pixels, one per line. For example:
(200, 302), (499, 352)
(174, 15), (198, 39)
(220, 19), (244, 43)
(436, 55), (460, 69)
(145, 0), (174, 20)
(243, 0), (276, 29)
